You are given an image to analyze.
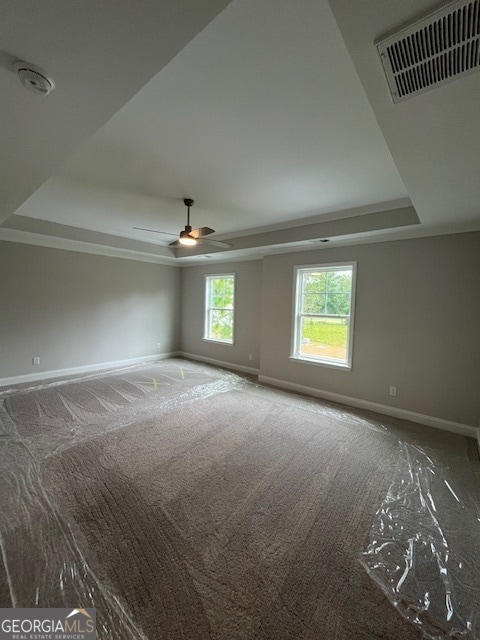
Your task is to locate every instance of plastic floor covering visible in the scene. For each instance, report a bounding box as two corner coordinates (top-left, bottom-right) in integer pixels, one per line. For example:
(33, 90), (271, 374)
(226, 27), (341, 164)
(1, 359), (479, 639)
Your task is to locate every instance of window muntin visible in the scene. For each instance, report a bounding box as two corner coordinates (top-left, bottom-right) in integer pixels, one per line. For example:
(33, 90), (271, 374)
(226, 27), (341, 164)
(204, 274), (235, 344)
(292, 263), (356, 368)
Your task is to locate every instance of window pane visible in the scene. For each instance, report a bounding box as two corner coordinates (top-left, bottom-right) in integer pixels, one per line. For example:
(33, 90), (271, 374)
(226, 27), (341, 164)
(210, 309), (233, 341)
(303, 272), (326, 293)
(223, 280), (234, 308)
(299, 316), (348, 361)
(325, 271), (352, 293)
(325, 293), (350, 315)
(303, 293), (325, 314)
(212, 294), (225, 308)
(212, 279), (225, 295)
(223, 278), (234, 296)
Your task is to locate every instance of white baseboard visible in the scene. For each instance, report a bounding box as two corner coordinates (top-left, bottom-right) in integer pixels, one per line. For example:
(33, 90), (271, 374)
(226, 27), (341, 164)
(258, 375), (479, 439)
(179, 351), (260, 376)
(0, 352), (179, 388)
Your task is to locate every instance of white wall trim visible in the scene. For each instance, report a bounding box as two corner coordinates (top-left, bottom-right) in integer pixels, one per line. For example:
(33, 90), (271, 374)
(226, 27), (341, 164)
(0, 352), (179, 388)
(179, 351), (260, 376)
(258, 375), (479, 439)
(0, 229), (177, 266)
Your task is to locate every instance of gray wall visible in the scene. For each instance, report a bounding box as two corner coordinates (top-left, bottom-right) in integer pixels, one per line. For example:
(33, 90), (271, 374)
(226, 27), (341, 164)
(0, 242), (180, 378)
(3, 232), (479, 427)
(180, 260), (263, 369)
(260, 232), (480, 426)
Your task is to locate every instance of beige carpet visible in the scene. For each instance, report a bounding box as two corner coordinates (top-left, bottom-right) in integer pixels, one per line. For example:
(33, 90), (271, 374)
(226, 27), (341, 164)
(0, 360), (477, 639)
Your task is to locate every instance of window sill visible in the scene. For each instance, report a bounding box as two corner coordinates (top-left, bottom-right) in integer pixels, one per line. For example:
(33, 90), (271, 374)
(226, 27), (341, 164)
(203, 338), (235, 346)
(289, 355), (351, 371)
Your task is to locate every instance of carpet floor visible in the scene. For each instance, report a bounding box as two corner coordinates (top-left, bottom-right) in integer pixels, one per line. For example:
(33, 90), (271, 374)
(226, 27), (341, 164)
(0, 359), (478, 639)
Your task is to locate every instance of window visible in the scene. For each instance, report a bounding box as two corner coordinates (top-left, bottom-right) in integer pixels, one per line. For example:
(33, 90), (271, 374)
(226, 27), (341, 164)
(291, 263), (356, 368)
(204, 274), (235, 344)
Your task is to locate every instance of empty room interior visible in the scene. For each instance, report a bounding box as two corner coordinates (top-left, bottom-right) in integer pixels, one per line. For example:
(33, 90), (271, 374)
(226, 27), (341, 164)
(1, 1), (480, 639)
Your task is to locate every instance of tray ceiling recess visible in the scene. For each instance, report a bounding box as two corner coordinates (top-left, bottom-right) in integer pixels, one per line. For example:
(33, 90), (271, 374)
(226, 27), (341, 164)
(377, 0), (480, 103)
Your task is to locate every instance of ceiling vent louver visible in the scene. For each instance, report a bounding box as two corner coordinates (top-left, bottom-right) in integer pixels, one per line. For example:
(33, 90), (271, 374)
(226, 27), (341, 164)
(377, 0), (480, 103)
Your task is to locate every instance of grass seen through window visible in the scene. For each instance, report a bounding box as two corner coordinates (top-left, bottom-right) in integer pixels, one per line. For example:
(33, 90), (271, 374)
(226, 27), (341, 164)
(300, 317), (348, 360)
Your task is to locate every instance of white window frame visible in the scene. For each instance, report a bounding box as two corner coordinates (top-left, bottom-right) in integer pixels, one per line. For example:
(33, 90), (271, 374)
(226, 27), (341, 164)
(290, 262), (357, 370)
(204, 273), (236, 345)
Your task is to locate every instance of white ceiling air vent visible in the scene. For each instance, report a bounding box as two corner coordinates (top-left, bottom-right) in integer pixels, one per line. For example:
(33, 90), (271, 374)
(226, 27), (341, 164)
(376, 0), (480, 103)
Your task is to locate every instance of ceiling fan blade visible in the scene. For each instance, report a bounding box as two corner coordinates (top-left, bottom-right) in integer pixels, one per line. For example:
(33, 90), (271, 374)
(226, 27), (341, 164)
(190, 226), (215, 238)
(133, 227), (177, 236)
(196, 238), (233, 248)
(170, 238), (231, 249)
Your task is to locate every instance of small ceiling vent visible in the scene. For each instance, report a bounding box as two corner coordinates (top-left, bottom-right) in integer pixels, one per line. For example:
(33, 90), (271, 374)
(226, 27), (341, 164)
(377, 0), (480, 103)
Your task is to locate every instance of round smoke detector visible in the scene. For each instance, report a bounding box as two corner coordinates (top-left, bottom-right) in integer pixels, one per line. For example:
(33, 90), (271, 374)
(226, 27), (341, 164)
(13, 61), (55, 96)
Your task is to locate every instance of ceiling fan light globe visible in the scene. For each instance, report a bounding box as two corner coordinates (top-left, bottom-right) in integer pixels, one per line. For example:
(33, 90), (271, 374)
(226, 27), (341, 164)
(179, 234), (197, 246)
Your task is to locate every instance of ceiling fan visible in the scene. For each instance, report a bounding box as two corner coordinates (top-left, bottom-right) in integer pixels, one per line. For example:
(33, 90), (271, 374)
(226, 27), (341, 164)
(134, 199), (232, 248)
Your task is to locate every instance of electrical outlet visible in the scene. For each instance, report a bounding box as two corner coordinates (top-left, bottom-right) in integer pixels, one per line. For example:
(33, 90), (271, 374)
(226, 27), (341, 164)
(389, 386), (397, 397)
(248, 354), (253, 361)
(157, 342), (161, 349)
(32, 357), (40, 365)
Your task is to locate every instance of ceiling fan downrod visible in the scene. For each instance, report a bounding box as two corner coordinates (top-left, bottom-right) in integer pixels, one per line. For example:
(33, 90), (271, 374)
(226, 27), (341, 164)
(179, 198), (196, 245)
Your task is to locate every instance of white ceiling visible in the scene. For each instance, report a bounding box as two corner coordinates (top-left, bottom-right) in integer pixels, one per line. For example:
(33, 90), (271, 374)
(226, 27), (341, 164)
(1, 0), (480, 264)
